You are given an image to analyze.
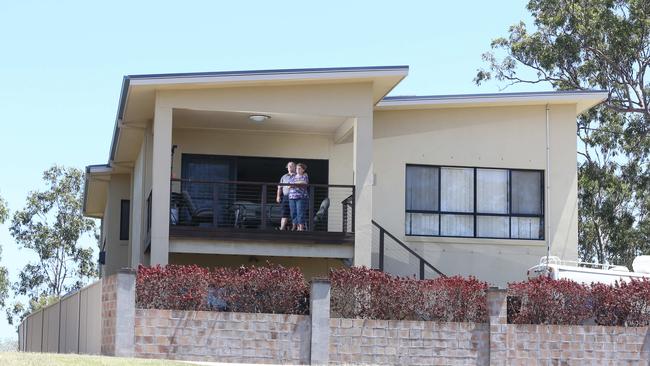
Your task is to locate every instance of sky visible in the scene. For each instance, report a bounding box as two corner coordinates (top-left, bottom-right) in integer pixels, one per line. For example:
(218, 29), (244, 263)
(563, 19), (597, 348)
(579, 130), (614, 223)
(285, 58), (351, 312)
(0, 0), (544, 341)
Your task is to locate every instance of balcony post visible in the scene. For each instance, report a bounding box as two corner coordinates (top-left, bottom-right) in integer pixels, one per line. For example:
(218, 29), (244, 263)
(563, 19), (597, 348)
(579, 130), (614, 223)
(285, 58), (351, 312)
(260, 184), (267, 230)
(150, 100), (172, 266)
(353, 116), (373, 267)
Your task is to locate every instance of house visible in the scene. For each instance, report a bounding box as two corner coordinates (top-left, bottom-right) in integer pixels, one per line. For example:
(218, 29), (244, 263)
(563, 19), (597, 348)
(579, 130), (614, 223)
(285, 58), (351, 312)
(83, 66), (606, 287)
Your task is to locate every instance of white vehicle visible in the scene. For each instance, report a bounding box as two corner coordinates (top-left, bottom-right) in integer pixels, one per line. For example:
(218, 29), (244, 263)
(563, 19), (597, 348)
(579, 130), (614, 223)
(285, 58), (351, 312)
(527, 256), (650, 285)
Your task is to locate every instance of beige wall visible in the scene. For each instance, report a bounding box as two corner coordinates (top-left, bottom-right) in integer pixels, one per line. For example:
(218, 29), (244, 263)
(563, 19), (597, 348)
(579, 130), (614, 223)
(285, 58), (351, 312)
(372, 104), (578, 287)
(101, 174), (131, 276)
(19, 280), (102, 354)
(171, 128), (337, 178)
(170, 253), (345, 280)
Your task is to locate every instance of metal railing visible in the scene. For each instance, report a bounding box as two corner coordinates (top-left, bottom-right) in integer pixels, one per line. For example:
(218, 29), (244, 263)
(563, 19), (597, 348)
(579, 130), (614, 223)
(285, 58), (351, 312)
(372, 220), (445, 280)
(170, 178), (354, 234)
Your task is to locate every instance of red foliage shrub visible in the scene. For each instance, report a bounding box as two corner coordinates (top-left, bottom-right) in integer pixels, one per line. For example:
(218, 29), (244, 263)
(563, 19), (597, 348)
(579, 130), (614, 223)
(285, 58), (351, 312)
(210, 264), (309, 314)
(592, 279), (650, 326)
(135, 263), (309, 314)
(507, 277), (592, 325)
(330, 267), (488, 322)
(136, 264), (209, 310)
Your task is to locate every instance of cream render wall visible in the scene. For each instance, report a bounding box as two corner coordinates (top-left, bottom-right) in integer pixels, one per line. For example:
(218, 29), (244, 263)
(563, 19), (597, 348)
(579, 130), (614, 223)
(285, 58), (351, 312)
(101, 174), (131, 276)
(372, 105), (578, 287)
(171, 129), (336, 178)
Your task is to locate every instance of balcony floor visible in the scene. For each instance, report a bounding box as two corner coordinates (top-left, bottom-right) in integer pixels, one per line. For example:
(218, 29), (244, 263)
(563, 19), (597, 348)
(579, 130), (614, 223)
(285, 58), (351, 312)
(170, 225), (354, 244)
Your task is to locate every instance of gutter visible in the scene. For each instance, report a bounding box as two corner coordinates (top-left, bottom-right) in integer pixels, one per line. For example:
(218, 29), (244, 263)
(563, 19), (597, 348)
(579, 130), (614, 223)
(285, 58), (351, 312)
(108, 76), (131, 163)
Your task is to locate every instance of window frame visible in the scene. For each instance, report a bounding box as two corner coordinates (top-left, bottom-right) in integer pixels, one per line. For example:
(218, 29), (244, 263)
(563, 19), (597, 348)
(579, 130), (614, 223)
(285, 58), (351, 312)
(405, 164), (545, 240)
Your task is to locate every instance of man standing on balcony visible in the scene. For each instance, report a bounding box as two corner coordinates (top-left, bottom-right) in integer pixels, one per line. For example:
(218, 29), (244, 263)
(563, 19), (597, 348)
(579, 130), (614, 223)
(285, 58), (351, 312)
(276, 161), (296, 230)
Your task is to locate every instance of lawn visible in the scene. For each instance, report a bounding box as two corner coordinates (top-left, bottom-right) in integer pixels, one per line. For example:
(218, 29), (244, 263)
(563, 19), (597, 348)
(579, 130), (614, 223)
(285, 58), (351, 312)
(0, 352), (189, 366)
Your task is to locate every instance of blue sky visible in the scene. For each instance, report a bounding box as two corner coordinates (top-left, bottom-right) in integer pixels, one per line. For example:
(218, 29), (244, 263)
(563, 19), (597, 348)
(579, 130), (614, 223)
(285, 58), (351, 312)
(0, 0), (543, 340)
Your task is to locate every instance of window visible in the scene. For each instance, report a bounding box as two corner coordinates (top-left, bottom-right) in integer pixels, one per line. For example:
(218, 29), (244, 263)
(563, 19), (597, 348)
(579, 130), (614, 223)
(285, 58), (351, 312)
(120, 200), (130, 241)
(405, 165), (544, 239)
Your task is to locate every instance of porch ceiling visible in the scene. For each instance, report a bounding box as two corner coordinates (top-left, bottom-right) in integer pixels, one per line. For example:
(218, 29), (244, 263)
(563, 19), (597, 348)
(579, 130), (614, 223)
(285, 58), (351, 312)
(172, 109), (347, 134)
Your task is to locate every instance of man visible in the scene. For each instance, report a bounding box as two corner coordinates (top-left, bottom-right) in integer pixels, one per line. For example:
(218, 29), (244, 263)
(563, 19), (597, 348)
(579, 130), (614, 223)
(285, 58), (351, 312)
(276, 161), (296, 230)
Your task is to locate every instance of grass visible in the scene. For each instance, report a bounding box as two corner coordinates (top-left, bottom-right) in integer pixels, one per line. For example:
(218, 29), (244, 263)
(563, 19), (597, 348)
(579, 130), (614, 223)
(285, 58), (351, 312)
(0, 352), (189, 366)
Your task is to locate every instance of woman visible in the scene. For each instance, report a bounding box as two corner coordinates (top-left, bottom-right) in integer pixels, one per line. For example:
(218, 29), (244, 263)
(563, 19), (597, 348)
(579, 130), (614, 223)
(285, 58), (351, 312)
(288, 163), (309, 231)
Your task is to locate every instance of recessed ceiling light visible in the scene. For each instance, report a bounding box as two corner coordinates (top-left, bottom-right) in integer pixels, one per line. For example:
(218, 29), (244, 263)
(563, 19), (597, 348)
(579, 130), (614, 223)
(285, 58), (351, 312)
(249, 114), (270, 122)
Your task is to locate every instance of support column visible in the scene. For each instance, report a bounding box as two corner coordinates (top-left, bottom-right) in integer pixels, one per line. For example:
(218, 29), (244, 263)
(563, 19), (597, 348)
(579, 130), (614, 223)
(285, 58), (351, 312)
(150, 103), (172, 266)
(310, 279), (331, 365)
(101, 269), (136, 357)
(353, 116), (373, 267)
(130, 142), (145, 268)
(487, 287), (508, 365)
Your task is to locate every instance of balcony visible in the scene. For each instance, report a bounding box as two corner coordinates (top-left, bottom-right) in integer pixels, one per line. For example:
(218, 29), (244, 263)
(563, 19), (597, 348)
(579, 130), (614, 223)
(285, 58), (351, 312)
(167, 178), (355, 246)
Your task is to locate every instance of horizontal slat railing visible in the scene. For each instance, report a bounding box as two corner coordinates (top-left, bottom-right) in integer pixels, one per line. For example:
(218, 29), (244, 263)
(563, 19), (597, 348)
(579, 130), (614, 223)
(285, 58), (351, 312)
(170, 178), (354, 234)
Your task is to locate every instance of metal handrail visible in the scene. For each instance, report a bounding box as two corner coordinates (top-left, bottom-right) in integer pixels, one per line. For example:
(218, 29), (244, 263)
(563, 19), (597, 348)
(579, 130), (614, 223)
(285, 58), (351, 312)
(171, 177), (354, 189)
(372, 220), (446, 279)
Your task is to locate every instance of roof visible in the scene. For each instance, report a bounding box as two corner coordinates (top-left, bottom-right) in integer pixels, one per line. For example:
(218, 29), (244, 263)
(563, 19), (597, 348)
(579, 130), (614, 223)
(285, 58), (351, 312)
(376, 90), (608, 113)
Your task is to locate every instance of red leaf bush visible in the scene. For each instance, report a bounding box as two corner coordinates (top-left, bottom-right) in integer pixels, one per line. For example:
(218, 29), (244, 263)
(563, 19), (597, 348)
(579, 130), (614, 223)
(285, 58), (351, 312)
(136, 264), (309, 314)
(210, 265), (309, 314)
(591, 279), (650, 326)
(136, 264), (209, 310)
(330, 267), (488, 322)
(507, 277), (592, 325)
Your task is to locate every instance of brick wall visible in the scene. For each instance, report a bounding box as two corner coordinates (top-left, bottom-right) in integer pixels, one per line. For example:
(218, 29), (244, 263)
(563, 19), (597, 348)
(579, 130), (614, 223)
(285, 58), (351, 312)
(496, 324), (650, 365)
(329, 318), (489, 365)
(100, 274), (117, 355)
(133, 309), (311, 364)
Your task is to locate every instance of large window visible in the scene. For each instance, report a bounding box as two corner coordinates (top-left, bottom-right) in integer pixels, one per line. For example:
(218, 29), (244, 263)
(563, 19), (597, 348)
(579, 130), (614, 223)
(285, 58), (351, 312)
(405, 165), (544, 239)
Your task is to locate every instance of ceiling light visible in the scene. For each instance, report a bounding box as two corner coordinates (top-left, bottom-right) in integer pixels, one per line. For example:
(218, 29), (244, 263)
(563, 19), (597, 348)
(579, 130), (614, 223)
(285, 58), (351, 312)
(249, 114), (270, 122)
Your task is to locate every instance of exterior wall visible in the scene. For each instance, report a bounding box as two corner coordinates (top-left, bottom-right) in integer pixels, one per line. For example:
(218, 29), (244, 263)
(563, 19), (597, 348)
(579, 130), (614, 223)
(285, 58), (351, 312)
(372, 105), (578, 287)
(169, 253), (345, 280)
(171, 128), (336, 179)
(329, 319), (489, 365)
(101, 174), (132, 277)
(19, 280), (102, 354)
(134, 310), (311, 364)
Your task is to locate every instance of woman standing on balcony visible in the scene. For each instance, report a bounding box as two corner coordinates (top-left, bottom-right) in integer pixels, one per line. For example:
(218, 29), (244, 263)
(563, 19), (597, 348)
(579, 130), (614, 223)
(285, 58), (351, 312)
(289, 163), (309, 231)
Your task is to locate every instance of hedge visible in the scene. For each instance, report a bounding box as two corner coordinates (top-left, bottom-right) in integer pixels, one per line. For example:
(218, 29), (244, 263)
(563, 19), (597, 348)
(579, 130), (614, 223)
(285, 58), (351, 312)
(507, 276), (650, 326)
(136, 264), (309, 314)
(330, 266), (489, 322)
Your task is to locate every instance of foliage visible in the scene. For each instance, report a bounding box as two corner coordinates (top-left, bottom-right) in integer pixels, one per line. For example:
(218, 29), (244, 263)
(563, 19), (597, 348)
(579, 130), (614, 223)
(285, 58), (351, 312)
(7, 166), (96, 325)
(0, 194), (9, 309)
(330, 266), (488, 322)
(210, 264), (309, 314)
(591, 279), (650, 326)
(508, 277), (592, 325)
(508, 277), (650, 326)
(136, 263), (309, 315)
(136, 265), (209, 311)
(475, 0), (650, 267)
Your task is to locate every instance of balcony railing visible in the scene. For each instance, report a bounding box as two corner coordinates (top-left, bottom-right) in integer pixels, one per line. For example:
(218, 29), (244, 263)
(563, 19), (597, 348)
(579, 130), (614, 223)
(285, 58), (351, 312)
(169, 178), (354, 238)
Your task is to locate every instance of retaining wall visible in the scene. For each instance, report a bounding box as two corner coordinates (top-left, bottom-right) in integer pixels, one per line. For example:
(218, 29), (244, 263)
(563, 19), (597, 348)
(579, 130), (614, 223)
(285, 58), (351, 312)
(18, 270), (650, 365)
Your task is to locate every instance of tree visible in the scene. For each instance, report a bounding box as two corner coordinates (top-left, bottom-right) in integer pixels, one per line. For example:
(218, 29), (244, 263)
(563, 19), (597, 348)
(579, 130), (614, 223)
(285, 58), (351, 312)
(475, 0), (650, 267)
(7, 166), (96, 324)
(0, 194), (9, 308)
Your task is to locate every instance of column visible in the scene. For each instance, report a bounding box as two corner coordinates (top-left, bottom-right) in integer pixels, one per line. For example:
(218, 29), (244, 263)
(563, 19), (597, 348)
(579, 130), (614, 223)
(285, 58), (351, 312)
(353, 116), (373, 267)
(310, 279), (331, 365)
(487, 287), (508, 365)
(150, 102), (172, 266)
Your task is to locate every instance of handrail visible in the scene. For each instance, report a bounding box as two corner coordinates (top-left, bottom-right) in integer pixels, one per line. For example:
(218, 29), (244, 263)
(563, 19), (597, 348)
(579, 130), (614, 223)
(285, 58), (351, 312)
(171, 177), (354, 189)
(372, 220), (446, 279)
